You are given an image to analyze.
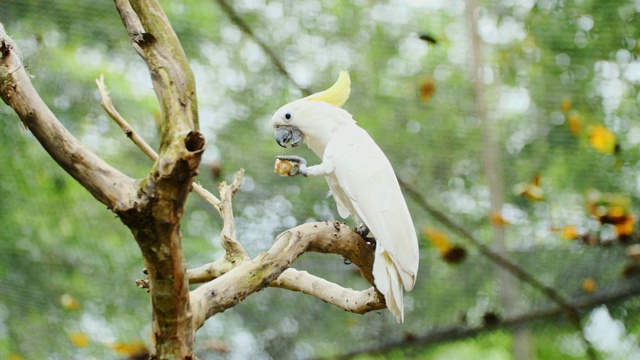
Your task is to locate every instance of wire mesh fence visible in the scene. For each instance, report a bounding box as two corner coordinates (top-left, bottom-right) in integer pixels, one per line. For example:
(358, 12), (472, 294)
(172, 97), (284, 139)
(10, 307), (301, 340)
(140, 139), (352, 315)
(1, 0), (640, 359)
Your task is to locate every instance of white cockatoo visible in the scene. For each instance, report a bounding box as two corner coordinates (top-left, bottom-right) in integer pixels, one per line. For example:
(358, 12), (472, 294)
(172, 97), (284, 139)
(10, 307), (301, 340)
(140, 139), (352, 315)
(271, 71), (419, 323)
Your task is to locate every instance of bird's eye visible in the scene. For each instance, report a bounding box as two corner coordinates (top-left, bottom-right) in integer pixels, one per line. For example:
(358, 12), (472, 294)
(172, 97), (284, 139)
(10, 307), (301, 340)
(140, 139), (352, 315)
(285, 113), (292, 121)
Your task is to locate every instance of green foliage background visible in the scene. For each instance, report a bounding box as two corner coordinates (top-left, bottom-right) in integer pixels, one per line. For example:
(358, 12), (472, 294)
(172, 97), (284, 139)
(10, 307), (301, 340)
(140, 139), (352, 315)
(1, 0), (640, 359)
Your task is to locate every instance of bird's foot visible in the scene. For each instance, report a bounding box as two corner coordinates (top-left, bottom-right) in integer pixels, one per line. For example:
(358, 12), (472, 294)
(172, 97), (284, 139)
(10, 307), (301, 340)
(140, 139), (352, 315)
(356, 224), (376, 246)
(357, 224), (370, 238)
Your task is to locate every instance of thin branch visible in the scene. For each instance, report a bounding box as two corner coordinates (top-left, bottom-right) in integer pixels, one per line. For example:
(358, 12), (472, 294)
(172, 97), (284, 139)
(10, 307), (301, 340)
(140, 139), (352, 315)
(271, 269), (385, 314)
(193, 183), (222, 210)
(96, 75), (157, 159)
(182, 169), (250, 281)
(0, 25), (138, 211)
(399, 179), (596, 358)
(187, 257), (236, 284)
(95, 75), (222, 210)
(217, 169), (250, 261)
(329, 282), (640, 359)
(214, 0), (311, 96)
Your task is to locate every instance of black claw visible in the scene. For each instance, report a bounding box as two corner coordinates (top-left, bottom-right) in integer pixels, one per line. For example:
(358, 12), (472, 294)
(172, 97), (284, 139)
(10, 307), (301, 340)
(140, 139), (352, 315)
(356, 224), (376, 246)
(357, 224), (370, 238)
(276, 155), (307, 165)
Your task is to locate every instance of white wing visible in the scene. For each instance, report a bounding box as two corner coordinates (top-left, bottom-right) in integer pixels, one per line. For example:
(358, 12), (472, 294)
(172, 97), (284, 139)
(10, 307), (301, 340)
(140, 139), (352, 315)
(323, 124), (419, 322)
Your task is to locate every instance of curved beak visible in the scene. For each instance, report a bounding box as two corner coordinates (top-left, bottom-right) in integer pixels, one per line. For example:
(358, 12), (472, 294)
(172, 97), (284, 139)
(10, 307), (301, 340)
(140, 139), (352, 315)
(274, 126), (303, 148)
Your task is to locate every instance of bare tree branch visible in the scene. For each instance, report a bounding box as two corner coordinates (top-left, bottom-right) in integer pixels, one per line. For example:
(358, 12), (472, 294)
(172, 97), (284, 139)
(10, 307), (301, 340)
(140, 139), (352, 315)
(187, 257), (237, 284)
(186, 220), (375, 288)
(190, 221), (381, 330)
(0, 25), (138, 211)
(271, 269), (385, 314)
(97, 73), (253, 298)
(188, 169), (251, 286)
(96, 74), (158, 160)
(217, 169), (250, 261)
(3, 10), (203, 356)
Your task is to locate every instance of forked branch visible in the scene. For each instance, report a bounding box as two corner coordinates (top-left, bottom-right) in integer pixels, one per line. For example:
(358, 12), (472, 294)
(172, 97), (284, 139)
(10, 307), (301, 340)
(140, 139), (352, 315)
(190, 221), (382, 330)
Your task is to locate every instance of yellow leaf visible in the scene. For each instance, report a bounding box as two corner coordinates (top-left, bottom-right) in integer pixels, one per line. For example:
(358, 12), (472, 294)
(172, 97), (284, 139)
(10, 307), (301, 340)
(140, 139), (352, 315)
(581, 278), (597, 293)
(513, 178), (544, 201)
(419, 78), (436, 103)
(561, 225), (579, 240)
(424, 227), (451, 255)
(8, 354), (24, 360)
(490, 211), (510, 226)
(561, 97), (572, 112)
(568, 111), (581, 135)
(615, 215), (635, 236)
(60, 293), (79, 311)
(425, 227), (466, 263)
(608, 205), (626, 219)
(587, 191), (634, 233)
(588, 125), (617, 154)
(109, 340), (148, 356)
(69, 332), (89, 348)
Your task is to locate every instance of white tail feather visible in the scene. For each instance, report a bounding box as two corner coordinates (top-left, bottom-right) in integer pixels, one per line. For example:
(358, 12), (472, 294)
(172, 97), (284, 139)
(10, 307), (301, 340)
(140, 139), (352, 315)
(372, 246), (405, 323)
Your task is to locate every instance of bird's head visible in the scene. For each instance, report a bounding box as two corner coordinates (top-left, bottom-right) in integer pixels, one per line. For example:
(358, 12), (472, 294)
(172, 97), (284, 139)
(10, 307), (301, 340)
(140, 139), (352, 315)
(271, 71), (353, 152)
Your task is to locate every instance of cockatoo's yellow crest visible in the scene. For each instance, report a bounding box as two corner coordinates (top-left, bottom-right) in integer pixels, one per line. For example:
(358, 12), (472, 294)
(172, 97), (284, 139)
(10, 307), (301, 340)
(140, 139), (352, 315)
(306, 71), (351, 107)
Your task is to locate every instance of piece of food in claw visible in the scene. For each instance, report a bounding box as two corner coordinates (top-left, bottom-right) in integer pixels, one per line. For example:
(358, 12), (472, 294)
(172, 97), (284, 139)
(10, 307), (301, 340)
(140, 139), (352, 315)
(275, 158), (296, 176)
